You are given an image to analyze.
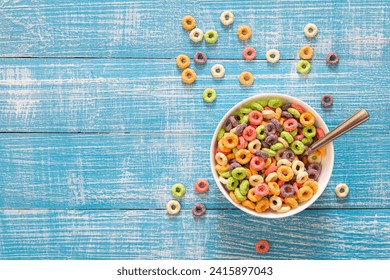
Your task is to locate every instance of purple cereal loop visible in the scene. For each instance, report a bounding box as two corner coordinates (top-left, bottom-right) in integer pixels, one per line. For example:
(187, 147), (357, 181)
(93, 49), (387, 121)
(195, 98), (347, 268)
(307, 168), (320, 181)
(261, 141), (270, 149)
(264, 123), (276, 135)
(229, 162), (241, 171)
(321, 94), (333, 107)
(265, 134), (278, 145)
(280, 184), (295, 197)
(326, 52), (339, 65)
(192, 203), (206, 216)
(270, 118), (283, 132)
(308, 163), (322, 173)
(194, 51), (207, 65)
(225, 122), (233, 131)
(229, 158), (237, 164)
(235, 123), (247, 136)
(282, 103), (291, 111)
(229, 115), (238, 128)
(282, 111), (293, 119)
(282, 149), (295, 162)
(255, 150), (270, 159)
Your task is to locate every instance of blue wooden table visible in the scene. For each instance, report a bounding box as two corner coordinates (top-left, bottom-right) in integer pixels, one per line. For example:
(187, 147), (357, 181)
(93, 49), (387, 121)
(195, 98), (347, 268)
(0, 0), (389, 259)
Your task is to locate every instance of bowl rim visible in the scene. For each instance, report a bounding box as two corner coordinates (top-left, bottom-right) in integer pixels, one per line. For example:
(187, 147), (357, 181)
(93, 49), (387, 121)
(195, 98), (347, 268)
(210, 93), (334, 218)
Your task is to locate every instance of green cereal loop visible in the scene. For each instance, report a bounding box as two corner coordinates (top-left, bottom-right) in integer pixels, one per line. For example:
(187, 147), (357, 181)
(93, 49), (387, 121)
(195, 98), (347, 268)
(290, 128), (298, 137)
(218, 171), (231, 178)
(290, 140), (305, 155)
(302, 137), (313, 146)
(302, 125), (317, 138)
(226, 177), (239, 190)
(287, 108), (301, 119)
(239, 107), (252, 114)
(297, 60), (311, 74)
(248, 101), (264, 111)
(203, 88), (217, 103)
(204, 30), (218, 43)
(281, 131), (294, 144)
(232, 167), (247, 180)
(257, 99), (269, 106)
(234, 187), (247, 201)
(217, 128), (225, 140)
(232, 148), (238, 154)
(239, 115), (249, 124)
(172, 184), (186, 198)
(262, 148), (277, 157)
(256, 125), (267, 140)
(239, 180), (250, 196)
(270, 142), (285, 151)
(268, 97), (284, 108)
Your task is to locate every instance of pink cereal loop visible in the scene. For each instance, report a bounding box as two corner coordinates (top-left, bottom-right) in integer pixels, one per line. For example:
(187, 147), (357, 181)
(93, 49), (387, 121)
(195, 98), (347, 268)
(248, 110), (263, 126)
(194, 179), (209, 193)
(291, 103), (305, 114)
(254, 183), (269, 197)
(294, 134), (304, 140)
(277, 180), (284, 187)
(283, 118), (298, 132)
(243, 126), (257, 142)
(237, 136), (246, 150)
(264, 164), (278, 176)
(250, 156), (265, 171)
(316, 127), (325, 139)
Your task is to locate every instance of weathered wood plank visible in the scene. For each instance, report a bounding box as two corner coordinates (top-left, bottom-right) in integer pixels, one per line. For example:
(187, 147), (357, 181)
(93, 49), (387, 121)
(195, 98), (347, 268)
(0, 209), (389, 259)
(0, 0), (388, 59)
(0, 59), (388, 133)
(0, 133), (388, 209)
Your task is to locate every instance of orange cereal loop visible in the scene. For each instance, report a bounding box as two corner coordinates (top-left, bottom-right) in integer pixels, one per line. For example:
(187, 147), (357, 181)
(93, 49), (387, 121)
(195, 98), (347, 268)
(299, 45), (314, 60)
(237, 25), (252, 40)
(182, 68), (196, 84)
(215, 164), (229, 173)
(218, 139), (231, 153)
(303, 181), (318, 194)
(249, 165), (258, 175)
(244, 167), (252, 179)
(265, 157), (273, 168)
(318, 147), (326, 156)
(268, 182), (280, 196)
(302, 155), (308, 165)
(247, 188), (262, 202)
(284, 197), (298, 209)
(229, 191), (241, 204)
(242, 200), (256, 210)
(277, 166), (294, 182)
(221, 133), (239, 149)
(239, 71), (254, 86)
(176, 54), (190, 69)
(235, 149), (251, 165)
(227, 153), (236, 161)
(300, 112), (316, 126)
(297, 186), (313, 202)
(182, 15), (196, 30)
(255, 199), (270, 213)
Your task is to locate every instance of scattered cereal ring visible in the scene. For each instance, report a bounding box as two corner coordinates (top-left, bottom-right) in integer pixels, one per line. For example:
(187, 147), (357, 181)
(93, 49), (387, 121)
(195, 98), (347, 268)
(304, 23), (318, 38)
(335, 183), (349, 198)
(166, 200), (181, 215)
(220, 11), (234, 26)
(239, 71), (254, 85)
(299, 45), (314, 60)
(176, 54), (190, 69)
(204, 30), (218, 43)
(194, 51), (207, 64)
(194, 179), (209, 193)
(255, 239), (270, 254)
(172, 183), (186, 198)
(266, 49), (280, 63)
(237, 25), (252, 40)
(203, 88), (217, 103)
(321, 94), (333, 107)
(182, 68), (196, 84)
(189, 28), (204, 42)
(182, 15), (196, 31)
(326, 52), (339, 65)
(242, 46), (256, 60)
(211, 64), (225, 78)
(192, 203), (206, 216)
(297, 60), (311, 74)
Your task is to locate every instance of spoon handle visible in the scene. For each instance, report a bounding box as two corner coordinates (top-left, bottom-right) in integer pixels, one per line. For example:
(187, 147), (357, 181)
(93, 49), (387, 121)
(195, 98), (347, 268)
(305, 109), (370, 155)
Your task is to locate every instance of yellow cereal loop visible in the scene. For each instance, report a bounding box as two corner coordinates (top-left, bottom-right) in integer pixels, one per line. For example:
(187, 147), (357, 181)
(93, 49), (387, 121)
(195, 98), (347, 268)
(176, 54), (190, 69)
(182, 15), (196, 30)
(277, 166), (294, 182)
(303, 180), (318, 194)
(268, 182), (280, 196)
(221, 133), (239, 149)
(284, 197), (298, 209)
(255, 199), (270, 213)
(181, 68), (196, 84)
(237, 25), (252, 40)
(239, 71), (254, 86)
(298, 186), (313, 202)
(235, 149), (251, 165)
(247, 188), (262, 202)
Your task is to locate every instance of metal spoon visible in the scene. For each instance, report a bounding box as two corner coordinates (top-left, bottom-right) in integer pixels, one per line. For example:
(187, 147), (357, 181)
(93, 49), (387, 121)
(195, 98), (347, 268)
(304, 109), (370, 156)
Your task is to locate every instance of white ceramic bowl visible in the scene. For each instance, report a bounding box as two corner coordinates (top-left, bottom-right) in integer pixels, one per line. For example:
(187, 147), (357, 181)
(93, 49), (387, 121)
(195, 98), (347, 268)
(210, 94), (334, 218)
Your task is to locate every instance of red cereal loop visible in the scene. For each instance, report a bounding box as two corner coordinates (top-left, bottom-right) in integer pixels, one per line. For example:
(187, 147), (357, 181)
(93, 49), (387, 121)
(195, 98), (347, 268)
(316, 127), (325, 139)
(255, 239), (270, 254)
(194, 179), (209, 193)
(291, 103), (305, 114)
